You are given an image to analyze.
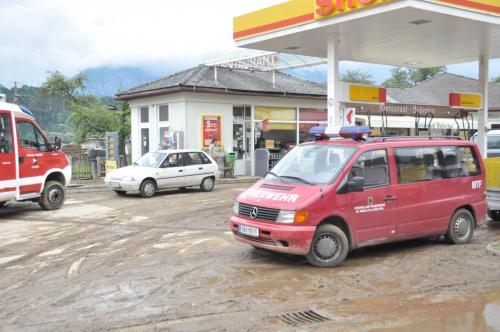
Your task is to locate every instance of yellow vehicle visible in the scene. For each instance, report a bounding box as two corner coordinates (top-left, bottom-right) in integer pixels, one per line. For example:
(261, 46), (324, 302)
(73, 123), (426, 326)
(485, 157), (500, 221)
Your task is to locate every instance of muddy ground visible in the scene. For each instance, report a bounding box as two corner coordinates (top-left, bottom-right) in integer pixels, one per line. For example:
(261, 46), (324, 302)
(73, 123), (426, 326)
(0, 182), (500, 331)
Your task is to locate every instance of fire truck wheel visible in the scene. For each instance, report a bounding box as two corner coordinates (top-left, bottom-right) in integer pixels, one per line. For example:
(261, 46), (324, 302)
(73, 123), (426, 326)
(446, 208), (474, 244)
(488, 210), (500, 221)
(39, 181), (65, 210)
(200, 177), (215, 192)
(139, 179), (156, 198)
(0, 201), (6, 208)
(306, 224), (349, 268)
(114, 190), (127, 196)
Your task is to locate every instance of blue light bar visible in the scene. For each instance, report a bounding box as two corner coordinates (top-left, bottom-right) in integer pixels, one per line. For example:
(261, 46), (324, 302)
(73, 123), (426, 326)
(339, 126), (371, 140)
(19, 106), (34, 117)
(309, 125), (328, 140)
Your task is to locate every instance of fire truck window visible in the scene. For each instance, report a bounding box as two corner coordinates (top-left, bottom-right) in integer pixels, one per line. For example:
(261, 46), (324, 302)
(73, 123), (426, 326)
(0, 114), (13, 154)
(34, 127), (49, 152)
(17, 121), (39, 149)
(350, 149), (389, 188)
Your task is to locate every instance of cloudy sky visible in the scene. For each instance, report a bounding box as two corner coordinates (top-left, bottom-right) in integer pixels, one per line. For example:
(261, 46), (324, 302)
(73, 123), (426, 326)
(0, 0), (499, 87)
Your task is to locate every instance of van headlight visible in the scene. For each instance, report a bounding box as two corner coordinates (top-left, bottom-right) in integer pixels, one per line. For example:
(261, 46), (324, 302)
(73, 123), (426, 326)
(122, 176), (135, 182)
(276, 210), (310, 224)
(233, 201), (239, 214)
(276, 210), (295, 224)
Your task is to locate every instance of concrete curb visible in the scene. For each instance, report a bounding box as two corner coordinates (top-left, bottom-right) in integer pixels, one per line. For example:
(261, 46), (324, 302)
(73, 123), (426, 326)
(486, 241), (500, 256)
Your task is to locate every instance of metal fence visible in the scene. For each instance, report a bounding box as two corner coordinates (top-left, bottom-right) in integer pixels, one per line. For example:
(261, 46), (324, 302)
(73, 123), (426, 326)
(69, 155), (106, 179)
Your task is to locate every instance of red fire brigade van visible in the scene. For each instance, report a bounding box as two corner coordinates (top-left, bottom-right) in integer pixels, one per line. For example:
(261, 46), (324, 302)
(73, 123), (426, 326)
(0, 102), (71, 210)
(230, 127), (487, 267)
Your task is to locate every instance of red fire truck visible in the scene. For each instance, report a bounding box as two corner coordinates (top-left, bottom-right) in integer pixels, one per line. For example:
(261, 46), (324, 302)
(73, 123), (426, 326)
(230, 127), (487, 267)
(0, 102), (71, 210)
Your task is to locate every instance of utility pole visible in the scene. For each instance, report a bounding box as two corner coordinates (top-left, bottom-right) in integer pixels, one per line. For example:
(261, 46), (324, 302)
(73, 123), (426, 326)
(12, 82), (19, 103)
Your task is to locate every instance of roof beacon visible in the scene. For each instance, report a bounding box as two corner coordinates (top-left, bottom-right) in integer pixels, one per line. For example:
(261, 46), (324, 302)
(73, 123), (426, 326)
(309, 125), (341, 141)
(339, 126), (371, 141)
(19, 105), (34, 117)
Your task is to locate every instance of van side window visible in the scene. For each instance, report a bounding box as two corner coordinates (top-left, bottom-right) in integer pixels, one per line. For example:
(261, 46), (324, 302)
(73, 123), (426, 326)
(395, 147), (441, 183)
(395, 146), (481, 183)
(17, 121), (49, 151)
(441, 146), (481, 178)
(0, 114), (13, 154)
(350, 149), (389, 188)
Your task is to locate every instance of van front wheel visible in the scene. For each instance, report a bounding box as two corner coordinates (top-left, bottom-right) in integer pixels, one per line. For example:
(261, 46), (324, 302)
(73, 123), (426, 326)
(446, 209), (474, 244)
(306, 224), (349, 268)
(39, 181), (65, 210)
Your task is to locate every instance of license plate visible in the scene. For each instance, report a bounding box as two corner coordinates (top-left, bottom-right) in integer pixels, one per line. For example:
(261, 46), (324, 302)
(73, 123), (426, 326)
(238, 224), (259, 238)
(110, 181), (120, 188)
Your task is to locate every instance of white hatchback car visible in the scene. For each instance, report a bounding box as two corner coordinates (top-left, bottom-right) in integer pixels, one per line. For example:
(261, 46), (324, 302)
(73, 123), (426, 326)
(104, 149), (220, 198)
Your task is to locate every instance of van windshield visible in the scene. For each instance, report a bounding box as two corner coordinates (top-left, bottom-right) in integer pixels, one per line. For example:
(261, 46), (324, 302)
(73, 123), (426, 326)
(266, 144), (356, 185)
(133, 152), (167, 168)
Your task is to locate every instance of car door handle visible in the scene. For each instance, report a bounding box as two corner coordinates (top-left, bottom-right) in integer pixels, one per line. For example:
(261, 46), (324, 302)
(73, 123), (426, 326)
(178, 169), (183, 173)
(198, 167), (203, 170)
(384, 195), (397, 202)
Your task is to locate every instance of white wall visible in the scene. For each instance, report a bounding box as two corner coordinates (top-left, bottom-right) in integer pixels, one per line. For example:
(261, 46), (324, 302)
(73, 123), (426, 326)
(128, 91), (327, 162)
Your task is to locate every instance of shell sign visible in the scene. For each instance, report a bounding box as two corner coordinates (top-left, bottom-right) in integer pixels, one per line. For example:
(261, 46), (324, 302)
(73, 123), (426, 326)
(315, 0), (389, 19)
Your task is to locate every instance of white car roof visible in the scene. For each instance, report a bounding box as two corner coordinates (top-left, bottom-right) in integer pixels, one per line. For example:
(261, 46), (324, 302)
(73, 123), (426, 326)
(489, 130), (500, 136)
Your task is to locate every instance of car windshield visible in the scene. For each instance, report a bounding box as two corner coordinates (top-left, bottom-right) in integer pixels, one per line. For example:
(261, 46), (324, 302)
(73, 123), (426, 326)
(133, 152), (167, 168)
(265, 144), (356, 185)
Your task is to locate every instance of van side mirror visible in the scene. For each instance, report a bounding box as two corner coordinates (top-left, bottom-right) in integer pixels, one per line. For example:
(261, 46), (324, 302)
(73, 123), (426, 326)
(348, 176), (364, 192)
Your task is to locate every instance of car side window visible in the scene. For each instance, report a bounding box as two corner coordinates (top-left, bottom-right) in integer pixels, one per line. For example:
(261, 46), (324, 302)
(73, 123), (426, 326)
(199, 152), (211, 164)
(164, 153), (182, 167)
(0, 114), (13, 154)
(349, 149), (389, 188)
(185, 152), (202, 165)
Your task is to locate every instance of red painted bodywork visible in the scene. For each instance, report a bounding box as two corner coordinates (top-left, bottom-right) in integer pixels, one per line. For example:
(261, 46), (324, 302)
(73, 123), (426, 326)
(229, 138), (487, 256)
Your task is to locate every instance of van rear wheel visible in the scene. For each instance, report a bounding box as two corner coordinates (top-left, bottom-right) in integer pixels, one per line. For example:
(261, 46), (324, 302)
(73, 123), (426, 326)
(446, 209), (474, 244)
(306, 224), (349, 268)
(39, 181), (65, 210)
(488, 210), (500, 222)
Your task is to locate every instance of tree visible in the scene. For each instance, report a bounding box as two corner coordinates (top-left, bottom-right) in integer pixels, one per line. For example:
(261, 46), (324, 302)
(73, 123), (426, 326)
(41, 72), (127, 147)
(383, 67), (412, 88)
(491, 76), (500, 85)
(383, 66), (446, 88)
(341, 69), (375, 85)
(408, 66), (446, 85)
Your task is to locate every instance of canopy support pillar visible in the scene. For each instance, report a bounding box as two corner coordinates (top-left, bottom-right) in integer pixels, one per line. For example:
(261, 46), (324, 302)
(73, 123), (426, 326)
(327, 34), (341, 127)
(478, 54), (489, 157)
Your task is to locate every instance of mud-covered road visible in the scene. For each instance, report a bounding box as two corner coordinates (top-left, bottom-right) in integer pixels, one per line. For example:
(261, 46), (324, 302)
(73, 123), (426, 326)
(1, 182), (500, 331)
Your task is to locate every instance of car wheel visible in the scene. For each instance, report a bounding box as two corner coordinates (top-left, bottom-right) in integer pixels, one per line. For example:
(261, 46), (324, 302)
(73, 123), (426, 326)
(306, 224), (349, 268)
(488, 210), (500, 222)
(179, 187), (187, 191)
(139, 179), (156, 198)
(446, 209), (474, 244)
(0, 201), (6, 208)
(38, 181), (65, 210)
(114, 190), (127, 196)
(200, 177), (215, 192)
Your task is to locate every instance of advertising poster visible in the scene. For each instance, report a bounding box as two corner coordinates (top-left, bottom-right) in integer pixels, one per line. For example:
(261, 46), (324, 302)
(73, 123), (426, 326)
(202, 115), (222, 148)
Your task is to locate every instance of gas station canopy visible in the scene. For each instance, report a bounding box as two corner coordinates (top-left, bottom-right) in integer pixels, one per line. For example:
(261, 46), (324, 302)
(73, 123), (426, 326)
(234, 0), (500, 67)
(233, 0), (500, 156)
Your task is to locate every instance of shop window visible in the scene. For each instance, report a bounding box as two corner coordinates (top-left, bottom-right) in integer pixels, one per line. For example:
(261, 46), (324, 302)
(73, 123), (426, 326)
(350, 149), (389, 188)
(140, 107), (149, 123)
(159, 105), (169, 122)
(255, 107), (296, 121)
(299, 123), (327, 143)
(0, 114), (13, 154)
(299, 108), (327, 122)
(255, 123), (297, 151)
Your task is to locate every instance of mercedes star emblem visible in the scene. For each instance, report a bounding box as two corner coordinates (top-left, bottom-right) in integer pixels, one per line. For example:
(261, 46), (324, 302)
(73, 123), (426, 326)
(250, 207), (259, 219)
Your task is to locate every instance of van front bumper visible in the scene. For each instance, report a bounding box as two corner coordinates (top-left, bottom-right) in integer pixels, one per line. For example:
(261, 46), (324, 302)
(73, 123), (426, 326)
(229, 215), (316, 255)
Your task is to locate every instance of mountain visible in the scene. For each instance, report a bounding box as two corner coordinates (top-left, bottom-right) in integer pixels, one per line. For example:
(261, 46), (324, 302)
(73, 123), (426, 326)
(82, 66), (161, 97)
